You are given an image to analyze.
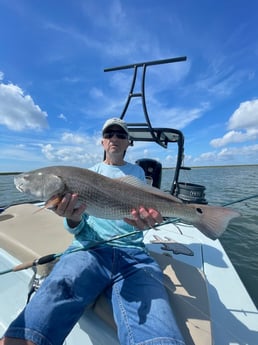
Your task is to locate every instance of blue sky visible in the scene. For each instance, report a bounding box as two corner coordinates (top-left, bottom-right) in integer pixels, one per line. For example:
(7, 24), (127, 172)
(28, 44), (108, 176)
(0, 0), (258, 172)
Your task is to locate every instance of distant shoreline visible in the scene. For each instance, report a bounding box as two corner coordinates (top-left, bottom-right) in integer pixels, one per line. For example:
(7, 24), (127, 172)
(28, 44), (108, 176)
(0, 172), (22, 175)
(1, 164), (258, 175)
(162, 164), (258, 170)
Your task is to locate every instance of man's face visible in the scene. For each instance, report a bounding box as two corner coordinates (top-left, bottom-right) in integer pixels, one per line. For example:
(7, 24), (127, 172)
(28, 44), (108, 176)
(102, 125), (129, 155)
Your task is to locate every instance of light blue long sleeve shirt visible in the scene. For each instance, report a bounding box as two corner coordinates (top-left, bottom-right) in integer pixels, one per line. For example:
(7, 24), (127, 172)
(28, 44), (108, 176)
(64, 162), (146, 249)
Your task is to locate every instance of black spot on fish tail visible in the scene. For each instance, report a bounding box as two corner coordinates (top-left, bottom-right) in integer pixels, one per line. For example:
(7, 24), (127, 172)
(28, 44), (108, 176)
(189, 204), (241, 240)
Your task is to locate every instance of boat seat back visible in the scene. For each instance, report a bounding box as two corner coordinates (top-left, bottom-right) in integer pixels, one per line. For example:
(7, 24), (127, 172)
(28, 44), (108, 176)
(0, 204), (72, 276)
(135, 158), (162, 188)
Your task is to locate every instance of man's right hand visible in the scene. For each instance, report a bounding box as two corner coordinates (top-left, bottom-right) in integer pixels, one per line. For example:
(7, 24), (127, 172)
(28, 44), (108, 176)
(53, 193), (87, 227)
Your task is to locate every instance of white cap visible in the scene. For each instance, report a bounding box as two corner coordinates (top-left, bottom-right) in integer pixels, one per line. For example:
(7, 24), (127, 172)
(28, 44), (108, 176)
(102, 118), (129, 135)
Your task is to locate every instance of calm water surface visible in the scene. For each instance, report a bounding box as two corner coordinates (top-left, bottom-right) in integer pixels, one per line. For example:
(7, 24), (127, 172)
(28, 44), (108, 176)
(1, 165), (258, 307)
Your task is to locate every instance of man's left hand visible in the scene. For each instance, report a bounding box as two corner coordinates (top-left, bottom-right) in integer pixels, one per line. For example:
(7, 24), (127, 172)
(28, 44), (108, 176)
(124, 207), (163, 230)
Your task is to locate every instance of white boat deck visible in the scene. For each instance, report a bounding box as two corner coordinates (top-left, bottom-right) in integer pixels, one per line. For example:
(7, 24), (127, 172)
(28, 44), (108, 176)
(145, 223), (258, 345)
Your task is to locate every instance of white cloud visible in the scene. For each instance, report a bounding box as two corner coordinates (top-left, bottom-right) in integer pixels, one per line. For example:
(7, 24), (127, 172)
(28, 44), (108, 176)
(191, 144), (258, 166)
(210, 99), (258, 148)
(89, 87), (105, 99)
(210, 129), (258, 147)
(0, 71), (4, 81)
(197, 151), (217, 161)
(217, 145), (258, 160)
(37, 131), (103, 167)
(41, 144), (55, 161)
(58, 113), (67, 121)
(164, 155), (176, 165)
(40, 142), (103, 166)
(61, 132), (89, 145)
(0, 82), (48, 131)
(151, 102), (210, 129)
(228, 99), (258, 130)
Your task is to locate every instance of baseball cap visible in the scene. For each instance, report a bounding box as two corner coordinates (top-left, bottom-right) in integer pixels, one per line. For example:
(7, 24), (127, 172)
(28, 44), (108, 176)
(102, 118), (129, 135)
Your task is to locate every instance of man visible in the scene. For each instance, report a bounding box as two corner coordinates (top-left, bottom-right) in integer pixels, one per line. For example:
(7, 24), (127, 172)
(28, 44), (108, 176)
(1, 118), (185, 345)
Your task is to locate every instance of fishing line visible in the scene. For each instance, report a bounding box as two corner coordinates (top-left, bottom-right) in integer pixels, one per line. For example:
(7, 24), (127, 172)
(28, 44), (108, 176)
(222, 193), (258, 207)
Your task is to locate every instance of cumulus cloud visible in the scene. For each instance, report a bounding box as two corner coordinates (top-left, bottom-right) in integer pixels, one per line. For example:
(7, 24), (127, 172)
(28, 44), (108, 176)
(228, 99), (258, 130)
(192, 144), (258, 166)
(0, 82), (48, 131)
(211, 128), (258, 147)
(40, 142), (103, 166)
(210, 99), (258, 147)
(61, 132), (88, 145)
(38, 131), (103, 167)
(41, 144), (85, 162)
(216, 145), (258, 162)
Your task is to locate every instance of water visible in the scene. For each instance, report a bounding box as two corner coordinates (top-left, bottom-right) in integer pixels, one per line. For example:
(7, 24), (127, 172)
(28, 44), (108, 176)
(0, 174), (40, 207)
(1, 166), (258, 308)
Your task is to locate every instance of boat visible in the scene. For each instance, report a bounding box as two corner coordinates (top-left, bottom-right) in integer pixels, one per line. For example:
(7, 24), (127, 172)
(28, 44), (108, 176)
(1, 57), (258, 345)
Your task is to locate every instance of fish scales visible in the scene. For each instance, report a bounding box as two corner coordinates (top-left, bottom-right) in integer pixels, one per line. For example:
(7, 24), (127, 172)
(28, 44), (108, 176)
(32, 166), (184, 219)
(14, 165), (241, 240)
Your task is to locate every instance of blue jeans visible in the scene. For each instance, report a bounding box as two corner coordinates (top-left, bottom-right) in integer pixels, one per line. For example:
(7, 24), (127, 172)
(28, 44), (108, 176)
(3, 246), (185, 345)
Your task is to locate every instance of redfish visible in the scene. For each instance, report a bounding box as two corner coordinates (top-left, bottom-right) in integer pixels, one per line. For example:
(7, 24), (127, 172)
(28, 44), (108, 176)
(14, 165), (240, 240)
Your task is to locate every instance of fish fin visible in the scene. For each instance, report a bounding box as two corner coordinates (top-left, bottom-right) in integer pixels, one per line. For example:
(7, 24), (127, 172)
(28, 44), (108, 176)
(32, 196), (62, 214)
(33, 206), (46, 214)
(44, 196), (62, 209)
(115, 176), (183, 203)
(188, 204), (241, 240)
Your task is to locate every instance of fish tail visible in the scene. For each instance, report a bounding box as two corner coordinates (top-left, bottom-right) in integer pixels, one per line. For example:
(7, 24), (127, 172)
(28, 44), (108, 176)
(187, 204), (241, 240)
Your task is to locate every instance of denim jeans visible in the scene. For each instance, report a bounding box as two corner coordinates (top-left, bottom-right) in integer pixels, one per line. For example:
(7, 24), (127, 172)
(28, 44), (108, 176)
(3, 246), (185, 345)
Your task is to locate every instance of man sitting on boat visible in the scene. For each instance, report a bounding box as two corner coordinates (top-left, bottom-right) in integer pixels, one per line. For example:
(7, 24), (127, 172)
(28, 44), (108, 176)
(0, 118), (185, 345)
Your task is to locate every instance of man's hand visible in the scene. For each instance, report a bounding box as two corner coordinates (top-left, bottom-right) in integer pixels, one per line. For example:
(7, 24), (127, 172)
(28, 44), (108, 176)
(124, 206), (163, 230)
(53, 193), (87, 227)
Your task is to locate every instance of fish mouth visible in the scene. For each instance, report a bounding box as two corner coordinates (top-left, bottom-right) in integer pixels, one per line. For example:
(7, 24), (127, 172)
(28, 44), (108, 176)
(16, 184), (24, 192)
(17, 185), (24, 192)
(14, 177), (25, 192)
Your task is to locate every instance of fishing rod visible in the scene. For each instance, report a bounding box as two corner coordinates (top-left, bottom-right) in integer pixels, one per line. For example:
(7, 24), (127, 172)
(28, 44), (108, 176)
(0, 230), (142, 276)
(1, 192), (258, 276)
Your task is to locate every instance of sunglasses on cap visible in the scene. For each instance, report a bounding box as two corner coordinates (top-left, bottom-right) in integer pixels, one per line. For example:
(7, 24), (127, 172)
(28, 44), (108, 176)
(103, 131), (128, 139)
